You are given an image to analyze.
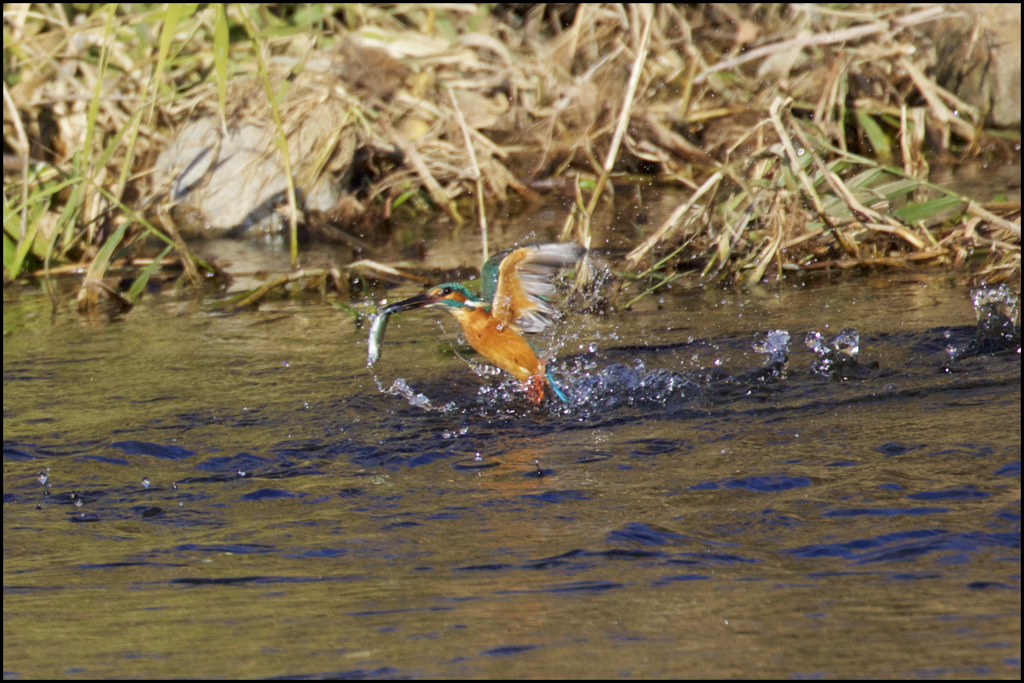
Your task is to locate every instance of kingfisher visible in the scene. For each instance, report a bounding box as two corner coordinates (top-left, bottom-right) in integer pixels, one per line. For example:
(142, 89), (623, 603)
(369, 242), (586, 403)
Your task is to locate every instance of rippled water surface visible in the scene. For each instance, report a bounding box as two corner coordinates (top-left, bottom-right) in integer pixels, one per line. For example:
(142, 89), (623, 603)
(3, 270), (1020, 678)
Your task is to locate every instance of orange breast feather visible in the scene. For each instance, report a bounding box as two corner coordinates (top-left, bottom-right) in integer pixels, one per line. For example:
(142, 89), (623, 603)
(453, 307), (539, 381)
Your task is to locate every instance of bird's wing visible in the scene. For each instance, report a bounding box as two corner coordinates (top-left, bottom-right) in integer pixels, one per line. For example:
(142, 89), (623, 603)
(490, 242), (586, 333)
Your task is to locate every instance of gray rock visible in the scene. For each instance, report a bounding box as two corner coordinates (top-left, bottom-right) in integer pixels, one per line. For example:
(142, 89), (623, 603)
(932, 4), (1021, 127)
(152, 72), (358, 235)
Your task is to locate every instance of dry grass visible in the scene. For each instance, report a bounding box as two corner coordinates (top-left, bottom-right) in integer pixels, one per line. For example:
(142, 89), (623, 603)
(3, 4), (1019, 312)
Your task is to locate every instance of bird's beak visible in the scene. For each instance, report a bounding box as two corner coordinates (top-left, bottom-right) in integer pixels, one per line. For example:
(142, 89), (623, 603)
(378, 291), (442, 315)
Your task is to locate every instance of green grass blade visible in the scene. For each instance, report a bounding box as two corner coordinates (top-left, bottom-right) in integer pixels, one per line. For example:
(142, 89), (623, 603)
(79, 213), (131, 307)
(155, 4), (184, 100)
(2, 196), (17, 275)
(893, 195), (963, 224)
(330, 300), (361, 322)
(97, 107), (145, 170)
(239, 6), (299, 267)
(214, 3), (230, 123)
(4, 187), (53, 278)
(2, 228), (14, 275)
(844, 166), (887, 190)
(80, 7), (116, 176)
(127, 244), (174, 303)
(874, 178), (921, 199)
(855, 111), (892, 165)
(5, 176), (79, 216)
(9, 199), (48, 279)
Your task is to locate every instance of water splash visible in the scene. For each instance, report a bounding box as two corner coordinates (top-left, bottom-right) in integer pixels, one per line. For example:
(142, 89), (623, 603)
(557, 362), (700, 410)
(833, 328), (860, 363)
(753, 329), (791, 364)
(968, 284), (1020, 355)
(806, 328), (861, 380)
(382, 378), (434, 410)
(972, 284), (1018, 325)
(939, 286), (1020, 368)
(804, 330), (827, 357)
(743, 329), (790, 382)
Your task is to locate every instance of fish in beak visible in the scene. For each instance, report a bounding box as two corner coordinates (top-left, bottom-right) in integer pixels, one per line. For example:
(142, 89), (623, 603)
(367, 291), (447, 366)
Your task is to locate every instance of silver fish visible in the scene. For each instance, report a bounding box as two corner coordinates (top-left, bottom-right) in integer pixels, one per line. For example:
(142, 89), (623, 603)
(367, 310), (392, 366)
(367, 295), (436, 367)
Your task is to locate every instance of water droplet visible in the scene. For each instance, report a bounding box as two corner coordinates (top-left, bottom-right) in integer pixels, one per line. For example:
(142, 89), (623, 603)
(804, 330), (825, 354)
(141, 477), (151, 489)
(238, 470), (247, 478)
(833, 328), (859, 361)
(588, 342), (598, 353)
(37, 472), (48, 486)
(474, 452), (482, 462)
(281, 361), (290, 368)
(74, 498), (83, 508)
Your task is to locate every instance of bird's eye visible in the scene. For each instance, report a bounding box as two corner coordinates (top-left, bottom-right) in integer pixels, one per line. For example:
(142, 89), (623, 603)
(442, 286), (453, 295)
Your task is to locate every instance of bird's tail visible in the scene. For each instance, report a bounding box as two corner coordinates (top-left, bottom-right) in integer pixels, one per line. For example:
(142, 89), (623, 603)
(545, 370), (569, 402)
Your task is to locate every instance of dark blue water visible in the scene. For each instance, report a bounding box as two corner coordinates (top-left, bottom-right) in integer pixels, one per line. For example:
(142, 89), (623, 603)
(3, 272), (1019, 678)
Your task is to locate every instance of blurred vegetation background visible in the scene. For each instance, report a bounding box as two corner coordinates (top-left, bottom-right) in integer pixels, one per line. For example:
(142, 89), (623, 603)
(3, 4), (1019, 312)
